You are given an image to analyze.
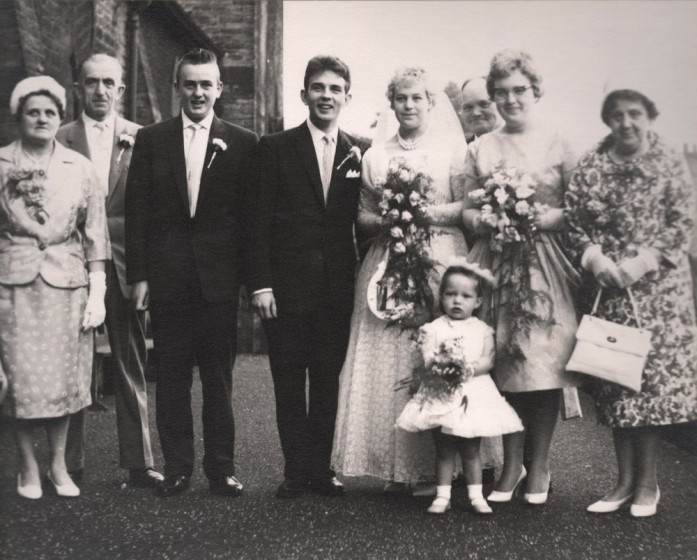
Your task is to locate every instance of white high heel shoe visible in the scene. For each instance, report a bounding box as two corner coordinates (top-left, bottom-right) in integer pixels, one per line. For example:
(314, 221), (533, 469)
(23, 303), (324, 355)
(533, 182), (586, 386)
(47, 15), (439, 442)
(488, 467), (527, 503)
(426, 496), (451, 514)
(524, 473), (551, 505)
(47, 470), (80, 498)
(629, 488), (660, 518)
(17, 474), (42, 500)
(587, 493), (633, 514)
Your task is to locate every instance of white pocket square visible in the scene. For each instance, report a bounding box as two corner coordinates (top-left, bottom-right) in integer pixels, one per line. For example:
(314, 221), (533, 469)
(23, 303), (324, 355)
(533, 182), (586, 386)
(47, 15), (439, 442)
(346, 169), (360, 178)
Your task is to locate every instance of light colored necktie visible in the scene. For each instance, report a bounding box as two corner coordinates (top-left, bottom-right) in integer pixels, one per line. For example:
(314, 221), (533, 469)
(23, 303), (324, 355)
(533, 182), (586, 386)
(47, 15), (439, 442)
(321, 135), (333, 202)
(93, 122), (110, 195)
(185, 124), (199, 217)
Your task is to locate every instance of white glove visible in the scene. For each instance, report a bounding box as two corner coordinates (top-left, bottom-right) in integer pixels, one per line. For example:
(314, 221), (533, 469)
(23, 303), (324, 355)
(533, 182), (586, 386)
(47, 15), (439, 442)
(618, 249), (659, 288)
(581, 245), (623, 288)
(82, 270), (107, 330)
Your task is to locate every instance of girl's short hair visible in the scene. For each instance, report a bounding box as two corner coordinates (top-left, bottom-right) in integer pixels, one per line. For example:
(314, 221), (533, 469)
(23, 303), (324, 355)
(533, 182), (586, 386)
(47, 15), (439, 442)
(386, 67), (436, 105)
(15, 91), (66, 121)
(486, 49), (544, 100)
(439, 266), (483, 300)
(601, 89), (659, 125)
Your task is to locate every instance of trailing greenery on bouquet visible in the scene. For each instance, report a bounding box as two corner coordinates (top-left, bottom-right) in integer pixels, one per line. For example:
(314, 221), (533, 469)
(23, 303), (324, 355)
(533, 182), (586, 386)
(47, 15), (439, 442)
(6, 167), (48, 224)
(468, 164), (555, 364)
(397, 336), (475, 404)
(377, 157), (437, 327)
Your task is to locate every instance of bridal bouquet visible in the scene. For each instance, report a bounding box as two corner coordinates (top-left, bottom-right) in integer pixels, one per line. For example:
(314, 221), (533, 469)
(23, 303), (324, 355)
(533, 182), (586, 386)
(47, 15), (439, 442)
(468, 165), (548, 253)
(402, 337), (474, 403)
(469, 165), (555, 365)
(375, 157), (437, 327)
(6, 167), (48, 224)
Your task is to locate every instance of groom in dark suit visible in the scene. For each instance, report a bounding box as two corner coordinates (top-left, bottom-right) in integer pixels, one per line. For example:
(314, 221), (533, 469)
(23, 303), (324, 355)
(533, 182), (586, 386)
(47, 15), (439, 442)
(126, 48), (257, 497)
(247, 56), (368, 498)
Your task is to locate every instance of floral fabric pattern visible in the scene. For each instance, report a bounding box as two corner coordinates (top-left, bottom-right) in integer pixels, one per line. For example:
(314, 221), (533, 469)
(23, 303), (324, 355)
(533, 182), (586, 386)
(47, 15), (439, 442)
(564, 131), (697, 427)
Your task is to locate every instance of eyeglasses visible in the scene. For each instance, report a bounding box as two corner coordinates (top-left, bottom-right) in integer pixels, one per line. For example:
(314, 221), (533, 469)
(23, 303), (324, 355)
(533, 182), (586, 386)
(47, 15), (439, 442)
(492, 86), (533, 101)
(460, 100), (493, 114)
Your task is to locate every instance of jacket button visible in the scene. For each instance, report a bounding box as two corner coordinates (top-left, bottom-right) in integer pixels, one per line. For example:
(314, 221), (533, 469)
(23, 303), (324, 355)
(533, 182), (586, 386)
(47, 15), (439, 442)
(38, 242), (46, 250)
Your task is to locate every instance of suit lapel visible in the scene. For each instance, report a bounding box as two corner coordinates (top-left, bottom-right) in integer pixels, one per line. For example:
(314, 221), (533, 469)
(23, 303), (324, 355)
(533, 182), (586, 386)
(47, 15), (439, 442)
(325, 130), (352, 206)
(66, 116), (91, 160)
(198, 116), (222, 196)
(107, 116), (126, 199)
(165, 115), (190, 212)
(293, 123), (325, 208)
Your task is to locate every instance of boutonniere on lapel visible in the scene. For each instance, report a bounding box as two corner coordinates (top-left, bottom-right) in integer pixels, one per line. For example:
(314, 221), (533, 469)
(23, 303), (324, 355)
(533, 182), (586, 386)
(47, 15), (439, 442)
(207, 138), (228, 169)
(336, 145), (362, 174)
(116, 133), (135, 163)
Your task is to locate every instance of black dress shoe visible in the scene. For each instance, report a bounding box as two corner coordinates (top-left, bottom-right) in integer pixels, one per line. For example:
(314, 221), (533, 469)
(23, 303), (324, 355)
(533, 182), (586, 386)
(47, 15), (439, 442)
(157, 475), (190, 497)
(309, 476), (345, 497)
(275, 479), (308, 499)
(129, 468), (164, 488)
(209, 475), (243, 497)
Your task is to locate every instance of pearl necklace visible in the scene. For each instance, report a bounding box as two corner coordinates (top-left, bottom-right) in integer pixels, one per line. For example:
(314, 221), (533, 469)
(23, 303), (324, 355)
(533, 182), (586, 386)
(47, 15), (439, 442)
(397, 131), (426, 151)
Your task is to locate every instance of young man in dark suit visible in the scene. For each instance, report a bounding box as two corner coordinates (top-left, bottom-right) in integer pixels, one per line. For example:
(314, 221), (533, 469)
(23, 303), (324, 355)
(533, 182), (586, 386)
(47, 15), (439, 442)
(57, 54), (163, 488)
(247, 56), (368, 498)
(125, 48), (257, 497)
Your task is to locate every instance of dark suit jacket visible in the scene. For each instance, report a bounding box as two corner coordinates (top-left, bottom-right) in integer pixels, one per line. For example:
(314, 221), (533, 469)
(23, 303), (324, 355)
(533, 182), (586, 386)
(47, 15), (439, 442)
(247, 122), (369, 314)
(57, 115), (140, 297)
(125, 114), (258, 303)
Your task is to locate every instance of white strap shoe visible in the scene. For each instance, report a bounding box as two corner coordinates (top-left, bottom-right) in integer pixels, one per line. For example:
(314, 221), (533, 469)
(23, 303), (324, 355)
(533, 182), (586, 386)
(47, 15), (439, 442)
(427, 496), (451, 514)
(470, 496), (493, 515)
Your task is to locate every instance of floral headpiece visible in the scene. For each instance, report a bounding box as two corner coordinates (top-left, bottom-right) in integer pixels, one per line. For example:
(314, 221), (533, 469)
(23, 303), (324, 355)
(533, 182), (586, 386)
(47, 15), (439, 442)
(443, 256), (496, 287)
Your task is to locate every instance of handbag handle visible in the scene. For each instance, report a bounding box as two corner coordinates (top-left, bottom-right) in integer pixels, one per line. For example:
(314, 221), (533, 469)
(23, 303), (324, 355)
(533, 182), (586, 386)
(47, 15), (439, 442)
(591, 288), (643, 329)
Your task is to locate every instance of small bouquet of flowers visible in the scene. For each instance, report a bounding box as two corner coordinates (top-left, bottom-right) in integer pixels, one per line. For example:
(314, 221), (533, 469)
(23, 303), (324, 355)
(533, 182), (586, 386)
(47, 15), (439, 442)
(468, 165), (548, 252)
(6, 168), (48, 224)
(373, 157), (437, 327)
(407, 337), (474, 403)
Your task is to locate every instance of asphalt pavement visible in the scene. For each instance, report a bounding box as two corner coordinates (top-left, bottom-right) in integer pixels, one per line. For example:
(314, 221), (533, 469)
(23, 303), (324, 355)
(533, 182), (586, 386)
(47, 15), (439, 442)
(1, 354), (696, 560)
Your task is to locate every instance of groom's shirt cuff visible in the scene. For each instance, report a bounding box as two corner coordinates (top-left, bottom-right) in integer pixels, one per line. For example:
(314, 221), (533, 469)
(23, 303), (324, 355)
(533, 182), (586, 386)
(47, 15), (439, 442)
(252, 288), (273, 295)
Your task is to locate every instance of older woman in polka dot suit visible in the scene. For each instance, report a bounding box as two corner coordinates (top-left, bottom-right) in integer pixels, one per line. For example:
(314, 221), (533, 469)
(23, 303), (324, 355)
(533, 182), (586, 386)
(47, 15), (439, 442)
(0, 77), (110, 500)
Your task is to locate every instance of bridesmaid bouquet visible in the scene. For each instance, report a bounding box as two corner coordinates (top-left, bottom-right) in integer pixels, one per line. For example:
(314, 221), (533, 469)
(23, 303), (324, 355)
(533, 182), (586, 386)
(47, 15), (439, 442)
(468, 165), (548, 252)
(6, 167), (49, 224)
(399, 336), (475, 403)
(469, 165), (555, 365)
(375, 157), (437, 327)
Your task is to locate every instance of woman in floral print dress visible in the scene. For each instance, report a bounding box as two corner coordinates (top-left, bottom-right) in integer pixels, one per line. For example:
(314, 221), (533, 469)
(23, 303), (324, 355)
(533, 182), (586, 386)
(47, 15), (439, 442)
(565, 87), (697, 518)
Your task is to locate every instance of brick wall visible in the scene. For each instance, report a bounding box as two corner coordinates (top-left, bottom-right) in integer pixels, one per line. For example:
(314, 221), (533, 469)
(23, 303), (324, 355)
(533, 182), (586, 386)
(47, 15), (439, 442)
(178, 0), (256, 129)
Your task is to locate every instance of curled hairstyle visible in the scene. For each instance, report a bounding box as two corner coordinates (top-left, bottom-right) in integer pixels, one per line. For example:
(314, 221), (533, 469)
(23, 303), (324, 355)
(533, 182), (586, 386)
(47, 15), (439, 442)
(303, 55), (351, 93)
(438, 266), (483, 315)
(601, 89), (659, 125)
(486, 50), (544, 100)
(386, 67), (435, 105)
(175, 48), (219, 84)
(16, 91), (65, 121)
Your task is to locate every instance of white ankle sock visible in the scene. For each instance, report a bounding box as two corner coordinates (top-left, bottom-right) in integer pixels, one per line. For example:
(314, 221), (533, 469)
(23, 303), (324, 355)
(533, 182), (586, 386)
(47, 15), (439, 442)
(467, 484), (484, 500)
(436, 485), (452, 500)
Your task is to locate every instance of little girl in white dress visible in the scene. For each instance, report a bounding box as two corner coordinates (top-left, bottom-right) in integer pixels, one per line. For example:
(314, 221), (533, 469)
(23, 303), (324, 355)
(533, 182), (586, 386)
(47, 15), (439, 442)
(396, 260), (523, 514)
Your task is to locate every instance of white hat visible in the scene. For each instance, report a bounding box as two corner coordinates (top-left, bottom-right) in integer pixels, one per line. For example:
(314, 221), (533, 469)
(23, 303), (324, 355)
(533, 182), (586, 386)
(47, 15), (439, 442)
(10, 76), (66, 115)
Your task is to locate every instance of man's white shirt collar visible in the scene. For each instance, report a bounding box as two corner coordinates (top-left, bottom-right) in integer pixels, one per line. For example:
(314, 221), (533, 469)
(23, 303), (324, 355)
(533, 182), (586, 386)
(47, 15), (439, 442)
(307, 119), (338, 144)
(182, 111), (215, 131)
(82, 111), (116, 132)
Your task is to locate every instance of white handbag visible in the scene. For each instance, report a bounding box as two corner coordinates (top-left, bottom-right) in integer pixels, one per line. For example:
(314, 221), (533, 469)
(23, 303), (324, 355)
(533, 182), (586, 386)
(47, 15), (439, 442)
(565, 288), (651, 392)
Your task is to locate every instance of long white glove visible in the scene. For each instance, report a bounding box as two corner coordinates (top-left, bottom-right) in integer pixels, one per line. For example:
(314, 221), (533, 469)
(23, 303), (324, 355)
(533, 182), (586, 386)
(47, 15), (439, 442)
(581, 245), (623, 288)
(82, 270), (107, 330)
(618, 249), (659, 288)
